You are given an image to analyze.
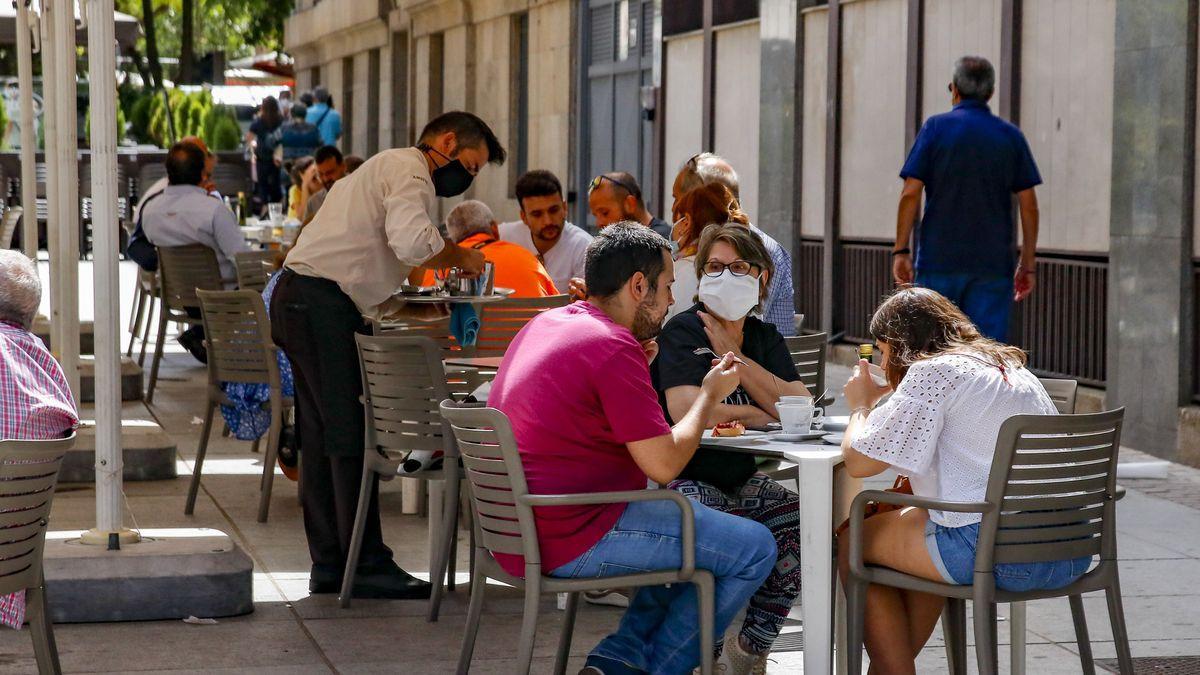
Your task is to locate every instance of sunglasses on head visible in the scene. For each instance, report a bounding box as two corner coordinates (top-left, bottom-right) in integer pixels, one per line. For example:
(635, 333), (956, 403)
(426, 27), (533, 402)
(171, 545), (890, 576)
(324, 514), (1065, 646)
(588, 174), (638, 196)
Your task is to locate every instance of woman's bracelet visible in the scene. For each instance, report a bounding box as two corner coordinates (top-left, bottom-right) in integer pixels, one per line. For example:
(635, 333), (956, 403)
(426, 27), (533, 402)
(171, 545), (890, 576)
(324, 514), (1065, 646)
(851, 406), (873, 417)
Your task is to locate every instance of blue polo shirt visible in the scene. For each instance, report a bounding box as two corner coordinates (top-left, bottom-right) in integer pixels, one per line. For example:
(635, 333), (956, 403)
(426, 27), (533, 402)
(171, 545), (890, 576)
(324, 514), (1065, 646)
(900, 100), (1042, 276)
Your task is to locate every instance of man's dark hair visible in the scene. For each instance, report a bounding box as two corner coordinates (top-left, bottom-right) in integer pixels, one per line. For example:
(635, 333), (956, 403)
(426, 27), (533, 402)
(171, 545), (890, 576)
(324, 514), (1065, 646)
(312, 85), (332, 105)
(953, 56), (995, 102)
(585, 221), (671, 299)
(344, 155), (366, 174)
(514, 170), (563, 208)
(165, 142), (206, 186)
(314, 145), (344, 165)
(603, 171), (644, 209)
(290, 102), (308, 119)
(299, 91), (315, 106)
(418, 111), (507, 165)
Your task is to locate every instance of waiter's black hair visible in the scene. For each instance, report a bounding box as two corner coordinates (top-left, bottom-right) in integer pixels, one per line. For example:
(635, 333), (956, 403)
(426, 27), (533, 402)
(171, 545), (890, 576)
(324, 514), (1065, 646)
(419, 111), (507, 165)
(585, 222), (671, 300)
(165, 142), (206, 186)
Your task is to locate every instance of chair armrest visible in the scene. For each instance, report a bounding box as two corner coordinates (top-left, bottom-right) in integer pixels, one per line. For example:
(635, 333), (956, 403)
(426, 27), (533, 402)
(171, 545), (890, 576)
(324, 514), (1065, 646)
(521, 489), (697, 579)
(1114, 485), (1126, 501)
(846, 490), (994, 579)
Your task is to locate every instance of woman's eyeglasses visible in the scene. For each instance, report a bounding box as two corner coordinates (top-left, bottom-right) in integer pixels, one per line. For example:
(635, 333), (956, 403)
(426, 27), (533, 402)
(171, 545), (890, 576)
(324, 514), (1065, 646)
(702, 259), (760, 277)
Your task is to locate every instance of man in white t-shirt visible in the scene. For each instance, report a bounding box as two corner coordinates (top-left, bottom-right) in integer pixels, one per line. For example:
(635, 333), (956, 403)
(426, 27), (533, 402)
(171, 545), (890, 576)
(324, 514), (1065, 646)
(498, 170), (591, 293)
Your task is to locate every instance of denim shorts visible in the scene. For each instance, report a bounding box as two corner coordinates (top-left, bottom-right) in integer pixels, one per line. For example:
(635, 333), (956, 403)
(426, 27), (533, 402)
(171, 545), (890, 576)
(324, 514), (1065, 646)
(924, 520), (1093, 592)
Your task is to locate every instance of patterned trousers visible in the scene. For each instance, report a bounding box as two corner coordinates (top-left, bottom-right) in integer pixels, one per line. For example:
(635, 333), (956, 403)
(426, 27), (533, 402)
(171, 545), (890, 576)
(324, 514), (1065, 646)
(668, 472), (801, 654)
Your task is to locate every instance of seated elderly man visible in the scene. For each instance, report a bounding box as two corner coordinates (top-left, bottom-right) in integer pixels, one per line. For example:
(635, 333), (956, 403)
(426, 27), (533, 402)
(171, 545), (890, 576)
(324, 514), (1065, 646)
(0, 250), (78, 630)
(140, 141), (249, 362)
(488, 223), (777, 675)
(422, 200), (557, 297)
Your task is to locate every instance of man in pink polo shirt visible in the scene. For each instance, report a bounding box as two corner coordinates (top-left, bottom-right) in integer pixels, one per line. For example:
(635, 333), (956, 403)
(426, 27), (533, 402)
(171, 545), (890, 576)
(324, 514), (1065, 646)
(488, 223), (777, 675)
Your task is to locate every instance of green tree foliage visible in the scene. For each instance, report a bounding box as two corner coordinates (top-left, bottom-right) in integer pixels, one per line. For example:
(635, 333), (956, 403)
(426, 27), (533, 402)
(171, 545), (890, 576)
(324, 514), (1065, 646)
(84, 105), (128, 145)
(124, 85), (239, 149)
(0, 96), (8, 151)
(209, 114), (241, 151)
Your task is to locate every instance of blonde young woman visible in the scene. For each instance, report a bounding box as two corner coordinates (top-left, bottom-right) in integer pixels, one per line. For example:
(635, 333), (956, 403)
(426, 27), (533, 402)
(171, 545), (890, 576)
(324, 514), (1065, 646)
(838, 287), (1091, 675)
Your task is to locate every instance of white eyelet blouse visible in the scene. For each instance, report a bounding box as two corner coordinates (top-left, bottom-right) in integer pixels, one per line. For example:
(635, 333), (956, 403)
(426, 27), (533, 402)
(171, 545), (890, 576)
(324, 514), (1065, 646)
(851, 352), (1058, 527)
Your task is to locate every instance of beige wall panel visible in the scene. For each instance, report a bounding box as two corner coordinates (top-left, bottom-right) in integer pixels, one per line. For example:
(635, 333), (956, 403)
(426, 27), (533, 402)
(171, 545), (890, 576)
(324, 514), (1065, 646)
(353, 51), (371, 157)
(662, 33), (705, 217)
(713, 22), (762, 221)
(839, 0), (907, 240)
(379, 43), (394, 152)
(414, 36), (432, 131)
(800, 9), (827, 238)
(528, 0), (572, 198)
(1021, 0), (1114, 253)
(443, 25), (472, 111)
(922, 0), (1002, 118)
(468, 16), (513, 219)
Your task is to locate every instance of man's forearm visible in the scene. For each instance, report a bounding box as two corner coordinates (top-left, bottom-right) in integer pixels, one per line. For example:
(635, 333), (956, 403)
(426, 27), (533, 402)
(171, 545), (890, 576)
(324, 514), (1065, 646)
(1018, 203), (1039, 266)
(670, 392), (719, 462)
(422, 237), (464, 269)
(895, 192), (919, 249)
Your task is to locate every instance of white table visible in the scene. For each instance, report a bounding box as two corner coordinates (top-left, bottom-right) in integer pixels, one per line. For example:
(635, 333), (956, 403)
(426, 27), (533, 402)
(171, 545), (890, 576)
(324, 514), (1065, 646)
(700, 433), (859, 674)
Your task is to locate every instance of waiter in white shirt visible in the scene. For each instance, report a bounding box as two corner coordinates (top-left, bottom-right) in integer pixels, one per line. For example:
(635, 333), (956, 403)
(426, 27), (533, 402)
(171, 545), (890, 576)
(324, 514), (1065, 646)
(270, 111), (505, 599)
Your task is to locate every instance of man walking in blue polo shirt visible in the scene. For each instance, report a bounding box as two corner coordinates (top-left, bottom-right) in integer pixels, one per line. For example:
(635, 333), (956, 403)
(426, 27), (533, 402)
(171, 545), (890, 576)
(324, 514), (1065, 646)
(893, 56), (1041, 342)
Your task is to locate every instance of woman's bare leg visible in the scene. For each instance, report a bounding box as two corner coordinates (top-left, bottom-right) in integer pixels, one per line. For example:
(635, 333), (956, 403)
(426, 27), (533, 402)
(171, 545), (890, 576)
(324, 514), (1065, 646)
(839, 507), (950, 675)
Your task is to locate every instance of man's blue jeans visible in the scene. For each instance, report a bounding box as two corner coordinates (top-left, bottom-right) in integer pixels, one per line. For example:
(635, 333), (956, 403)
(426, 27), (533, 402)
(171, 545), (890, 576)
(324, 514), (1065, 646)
(550, 498), (777, 675)
(915, 270), (1014, 342)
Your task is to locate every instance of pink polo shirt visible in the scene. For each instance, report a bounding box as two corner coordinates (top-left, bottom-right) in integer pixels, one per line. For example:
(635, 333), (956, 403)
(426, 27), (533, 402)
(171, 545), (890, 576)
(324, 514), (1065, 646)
(488, 302), (671, 577)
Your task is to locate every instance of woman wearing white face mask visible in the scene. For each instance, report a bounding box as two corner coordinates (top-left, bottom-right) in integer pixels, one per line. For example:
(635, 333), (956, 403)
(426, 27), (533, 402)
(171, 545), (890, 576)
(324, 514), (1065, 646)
(650, 224), (810, 673)
(664, 183), (750, 324)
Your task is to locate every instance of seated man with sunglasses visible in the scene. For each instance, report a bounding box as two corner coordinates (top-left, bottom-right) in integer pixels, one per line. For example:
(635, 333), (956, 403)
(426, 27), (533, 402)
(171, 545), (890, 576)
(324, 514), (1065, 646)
(588, 171), (674, 240)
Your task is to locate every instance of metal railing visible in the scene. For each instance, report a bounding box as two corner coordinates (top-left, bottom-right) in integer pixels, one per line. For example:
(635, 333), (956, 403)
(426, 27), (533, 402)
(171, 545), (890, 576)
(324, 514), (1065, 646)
(842, 240), (893, 343)
(797, 237), (824, 332)
(1018, 254), (1107, 387)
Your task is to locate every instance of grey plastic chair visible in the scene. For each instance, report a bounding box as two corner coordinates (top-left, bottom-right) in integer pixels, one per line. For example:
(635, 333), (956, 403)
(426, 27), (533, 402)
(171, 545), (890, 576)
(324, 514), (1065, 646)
(440, 401), (717, 675)
(784, 332), (828, 398)
(475, 295), (569, 357)
(187, 289), (291, 523)
(126, 267), (158, 363)
(340, 334), (463, 622)
(146, 244), (226, 402)
(845, 409), (1133, 675)
(0, 205), (22, 249)
(0, 434), (76, 675)
(1040, 377), (1079, 415)
(372, 315), (484, 398)
(234, 250), (276, 293)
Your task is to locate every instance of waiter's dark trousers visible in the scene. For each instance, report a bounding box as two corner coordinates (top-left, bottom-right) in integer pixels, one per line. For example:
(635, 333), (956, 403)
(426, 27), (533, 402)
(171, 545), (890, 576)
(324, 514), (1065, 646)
(269, 269), (393, 572)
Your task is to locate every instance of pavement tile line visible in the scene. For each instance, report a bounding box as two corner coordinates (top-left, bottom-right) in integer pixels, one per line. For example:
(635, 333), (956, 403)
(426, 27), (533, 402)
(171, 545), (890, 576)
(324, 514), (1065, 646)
(146, 386), (340, 675)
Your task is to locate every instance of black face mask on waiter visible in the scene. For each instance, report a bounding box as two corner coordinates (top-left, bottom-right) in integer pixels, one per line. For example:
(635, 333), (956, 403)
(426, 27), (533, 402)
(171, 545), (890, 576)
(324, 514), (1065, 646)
(421, 144), (475, 197)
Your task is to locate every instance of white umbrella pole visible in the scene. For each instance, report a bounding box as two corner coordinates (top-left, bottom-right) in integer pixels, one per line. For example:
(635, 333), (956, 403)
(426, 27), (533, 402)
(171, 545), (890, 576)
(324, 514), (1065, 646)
(15, 1), (39, 260)
(37, 2), (61, 363)
(82, 0), (131, 543)
(50, 0), (79, 400)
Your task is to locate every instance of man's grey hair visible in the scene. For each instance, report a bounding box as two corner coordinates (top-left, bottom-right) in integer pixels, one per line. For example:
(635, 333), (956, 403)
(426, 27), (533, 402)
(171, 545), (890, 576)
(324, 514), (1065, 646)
(677, 152), (741, 200)
(0, 250), (41, 330)
(953, 56), (995, 102)
(312, 85), (332, 105)
(445, 200), (496, 242)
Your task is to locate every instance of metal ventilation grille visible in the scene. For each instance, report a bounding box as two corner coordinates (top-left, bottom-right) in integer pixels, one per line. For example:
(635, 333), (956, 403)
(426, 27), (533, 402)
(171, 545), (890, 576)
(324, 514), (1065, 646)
(1098, 656), (1200, 673)
(590, 5), (614, 65)
(842, 241), (892, 343)
(1019, 255), (1107, 386)
(641, 1), (655, 57)
(797, 238), (824, 332)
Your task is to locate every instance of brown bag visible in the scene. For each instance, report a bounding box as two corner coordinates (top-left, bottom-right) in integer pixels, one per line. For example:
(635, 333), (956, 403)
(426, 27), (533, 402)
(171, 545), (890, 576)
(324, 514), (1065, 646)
(835, 475), (912, 538)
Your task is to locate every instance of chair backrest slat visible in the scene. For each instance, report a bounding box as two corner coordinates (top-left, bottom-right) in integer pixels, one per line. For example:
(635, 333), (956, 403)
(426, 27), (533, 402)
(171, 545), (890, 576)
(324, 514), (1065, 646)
(0, 436), (74, 596)
(440, 402), (542, 564)
(234, 250), (276, 293)
(976, 409), (1124, 573)
(196, 290), (276, 385)
(158, 244), (225, 312)
(784, 332), (828, 394)
(0, 206), (22, 249)
(475, 295), (569, 357)
(1039, 377), (1079, 414)
(356, 335), (454, 461)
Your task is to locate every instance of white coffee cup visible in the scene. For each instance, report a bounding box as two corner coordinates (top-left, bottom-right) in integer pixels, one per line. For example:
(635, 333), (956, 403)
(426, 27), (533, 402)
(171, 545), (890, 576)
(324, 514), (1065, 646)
(777, 401), (824, 434)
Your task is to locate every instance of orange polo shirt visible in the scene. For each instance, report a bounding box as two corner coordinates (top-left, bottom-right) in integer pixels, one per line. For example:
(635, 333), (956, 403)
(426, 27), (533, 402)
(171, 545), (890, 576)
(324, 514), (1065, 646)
(422, 232), (559, 298)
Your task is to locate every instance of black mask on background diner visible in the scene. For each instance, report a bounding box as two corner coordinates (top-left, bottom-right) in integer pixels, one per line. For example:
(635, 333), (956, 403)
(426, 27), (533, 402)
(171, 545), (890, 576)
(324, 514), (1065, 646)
(422, 144), (475, 197)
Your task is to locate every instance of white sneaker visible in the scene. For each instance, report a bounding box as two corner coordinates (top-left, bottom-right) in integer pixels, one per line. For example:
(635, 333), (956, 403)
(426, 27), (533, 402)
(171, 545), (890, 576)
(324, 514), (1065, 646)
(724, 638), (769, 675)
(583, 588), (630, 608)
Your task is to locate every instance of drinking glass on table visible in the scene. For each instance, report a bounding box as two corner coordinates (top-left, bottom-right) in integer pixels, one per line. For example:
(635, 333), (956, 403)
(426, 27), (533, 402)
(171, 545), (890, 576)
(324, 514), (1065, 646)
(268, 202), (284, 223)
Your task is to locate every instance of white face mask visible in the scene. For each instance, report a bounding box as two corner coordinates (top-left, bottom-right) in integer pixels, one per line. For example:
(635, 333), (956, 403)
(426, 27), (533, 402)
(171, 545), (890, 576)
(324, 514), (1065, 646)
(698, 270), (761, 321)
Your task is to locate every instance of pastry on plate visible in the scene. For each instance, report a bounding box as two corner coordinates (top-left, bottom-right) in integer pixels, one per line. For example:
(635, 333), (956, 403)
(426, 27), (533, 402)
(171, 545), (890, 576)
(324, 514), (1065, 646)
(712, 420), (745, 437)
